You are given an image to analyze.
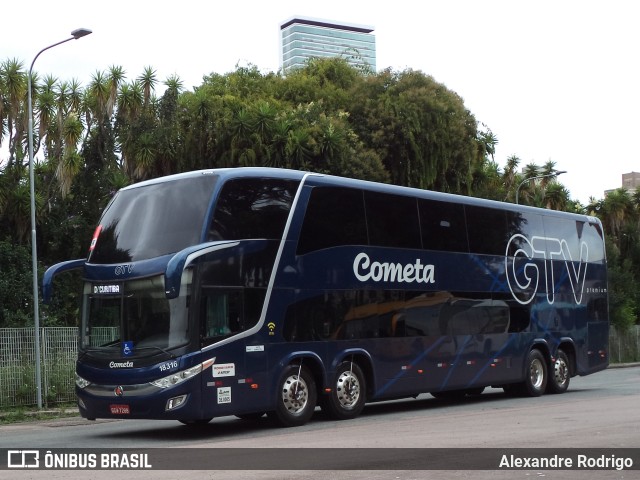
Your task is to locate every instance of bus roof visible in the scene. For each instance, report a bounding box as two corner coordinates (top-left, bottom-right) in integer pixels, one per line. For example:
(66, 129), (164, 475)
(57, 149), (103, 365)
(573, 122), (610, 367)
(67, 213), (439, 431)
(118, 167), (599, 225)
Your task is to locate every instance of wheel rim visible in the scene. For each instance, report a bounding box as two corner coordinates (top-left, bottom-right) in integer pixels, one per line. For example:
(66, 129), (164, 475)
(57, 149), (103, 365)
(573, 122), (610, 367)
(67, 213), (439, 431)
(529, 358), (545, 389)
(554, 357), (569, 386)
(336, 370), (361, 409)
(281, 374), (309, 415)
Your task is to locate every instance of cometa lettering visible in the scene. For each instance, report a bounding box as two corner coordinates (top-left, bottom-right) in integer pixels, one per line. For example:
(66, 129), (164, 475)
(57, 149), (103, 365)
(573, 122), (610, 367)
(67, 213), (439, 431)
(353, 252), (435, 284)
(109, 361), (134, 368)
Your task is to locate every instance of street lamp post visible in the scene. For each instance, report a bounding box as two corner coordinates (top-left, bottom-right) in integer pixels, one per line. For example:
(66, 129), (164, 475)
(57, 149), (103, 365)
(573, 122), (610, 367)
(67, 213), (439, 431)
(28, 28), (92, 409)
(515, 170), (567, 205)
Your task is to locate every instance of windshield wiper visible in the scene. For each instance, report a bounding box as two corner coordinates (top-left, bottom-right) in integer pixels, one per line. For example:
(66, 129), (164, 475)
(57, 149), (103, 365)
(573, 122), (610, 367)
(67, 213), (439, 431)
(78, 346), (118, 361)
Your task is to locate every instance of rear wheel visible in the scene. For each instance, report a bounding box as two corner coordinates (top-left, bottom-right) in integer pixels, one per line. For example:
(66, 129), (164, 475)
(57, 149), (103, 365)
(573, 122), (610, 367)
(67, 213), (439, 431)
(323, 361), (366, 420)
(269, 364), (317, 427)
(547, 349), (570, 394)
(521, 349), (547, 397)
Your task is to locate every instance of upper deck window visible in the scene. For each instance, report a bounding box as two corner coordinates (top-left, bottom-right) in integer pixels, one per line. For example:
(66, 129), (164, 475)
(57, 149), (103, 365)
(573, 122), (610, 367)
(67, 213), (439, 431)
(208, 178), (299, 241)
(89, 175), (218, 263)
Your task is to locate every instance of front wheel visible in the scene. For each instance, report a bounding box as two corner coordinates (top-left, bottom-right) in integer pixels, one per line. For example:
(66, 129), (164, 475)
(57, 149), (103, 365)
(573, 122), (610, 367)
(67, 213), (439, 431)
(521, 349), (547, 397)
(546, 349), (570, 394)
(269, 364), (317, 427)
(323, 361), (366, 420)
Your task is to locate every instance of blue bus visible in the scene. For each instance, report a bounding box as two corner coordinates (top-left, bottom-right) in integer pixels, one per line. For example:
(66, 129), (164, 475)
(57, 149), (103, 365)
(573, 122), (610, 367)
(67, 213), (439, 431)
(43, 167), (609, 427)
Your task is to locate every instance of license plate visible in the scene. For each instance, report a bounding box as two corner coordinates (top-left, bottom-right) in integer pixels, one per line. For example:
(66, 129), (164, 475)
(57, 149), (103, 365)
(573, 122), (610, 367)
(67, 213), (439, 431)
(110, 404), (130, 415)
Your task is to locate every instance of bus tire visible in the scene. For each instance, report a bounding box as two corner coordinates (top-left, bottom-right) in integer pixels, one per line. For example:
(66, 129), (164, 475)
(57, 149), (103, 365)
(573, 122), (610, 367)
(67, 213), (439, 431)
(522, 349), (547, 397)
(323, 361), (366, 420)
(546, 349), (570, 394)
(270, 364), (317, 427)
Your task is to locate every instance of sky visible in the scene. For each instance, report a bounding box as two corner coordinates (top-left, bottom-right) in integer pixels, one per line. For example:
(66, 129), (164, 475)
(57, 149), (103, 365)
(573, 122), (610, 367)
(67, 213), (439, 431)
(3, 0), (639, 204)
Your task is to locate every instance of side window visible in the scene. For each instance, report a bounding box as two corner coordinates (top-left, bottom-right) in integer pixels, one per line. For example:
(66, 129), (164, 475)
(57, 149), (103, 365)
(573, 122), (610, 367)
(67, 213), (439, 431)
(209, 178), (299, 241)
(466, 205), (508, 255)
(201, 289), (243, 341)
(419, 199), (468, 252)
(364, 191), (421, 249)
(580, 220), (605, 263)
(200, 287), (265, 346)
(297, 187), (367, 255)
(506, 211), (545, 258)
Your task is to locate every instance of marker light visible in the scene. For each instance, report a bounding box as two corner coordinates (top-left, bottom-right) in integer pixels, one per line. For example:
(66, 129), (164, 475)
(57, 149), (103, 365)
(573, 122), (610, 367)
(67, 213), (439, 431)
(76, 374), (91, 389)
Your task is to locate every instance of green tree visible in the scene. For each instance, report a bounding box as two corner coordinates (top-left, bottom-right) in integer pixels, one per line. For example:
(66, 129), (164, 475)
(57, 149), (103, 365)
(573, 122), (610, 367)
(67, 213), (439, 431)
(0, 239), (34, 327)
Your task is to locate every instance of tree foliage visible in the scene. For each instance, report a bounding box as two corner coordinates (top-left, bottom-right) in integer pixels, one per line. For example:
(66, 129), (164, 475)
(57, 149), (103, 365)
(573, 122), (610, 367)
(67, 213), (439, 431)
(0, 56), (636, 328)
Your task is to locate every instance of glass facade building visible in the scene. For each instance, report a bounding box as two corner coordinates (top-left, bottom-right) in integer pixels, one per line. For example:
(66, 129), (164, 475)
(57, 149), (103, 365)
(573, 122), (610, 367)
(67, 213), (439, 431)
(280, 17), (376, 73)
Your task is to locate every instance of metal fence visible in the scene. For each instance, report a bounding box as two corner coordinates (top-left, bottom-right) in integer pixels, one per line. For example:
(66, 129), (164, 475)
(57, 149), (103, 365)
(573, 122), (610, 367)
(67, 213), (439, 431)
(0, 327), (77, 408)
(0, 325), (639, 409)
(610, 325), (640, 363)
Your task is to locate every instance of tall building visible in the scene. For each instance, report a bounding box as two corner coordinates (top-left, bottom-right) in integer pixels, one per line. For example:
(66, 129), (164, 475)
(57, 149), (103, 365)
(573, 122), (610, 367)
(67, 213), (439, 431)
(605, 172), (640, 197)
(622, 172), (640, 191)
(280, 17), (376, 74)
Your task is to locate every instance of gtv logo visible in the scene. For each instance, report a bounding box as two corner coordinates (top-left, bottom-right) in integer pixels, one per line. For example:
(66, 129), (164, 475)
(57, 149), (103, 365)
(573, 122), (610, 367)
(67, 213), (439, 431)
(505, 234), (588, 305)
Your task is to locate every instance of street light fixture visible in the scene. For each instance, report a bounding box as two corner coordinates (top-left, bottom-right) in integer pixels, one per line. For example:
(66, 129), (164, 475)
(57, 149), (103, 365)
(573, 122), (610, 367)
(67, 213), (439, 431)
(515, 170), (567, 205)
(28, 28), (92, 409)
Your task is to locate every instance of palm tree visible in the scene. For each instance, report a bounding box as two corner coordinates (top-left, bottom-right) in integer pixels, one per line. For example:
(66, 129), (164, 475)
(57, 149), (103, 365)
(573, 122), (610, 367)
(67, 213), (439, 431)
(516, 163), (541, 205)
(55, 113), (84, 196)
(1, 59), (26, 166)
(265, 117), (292, 168)
(35, 74), (57, 158)
(544, 182), (569, 210)
(138, 66), (157, 107)
(602, 188), (634, 240)
(286, 128), (312, 169)
(502, 155), (520, 201)
(67, 78), (83, 114)
(540, 160), (557, 188)
(106, 65), (126, 118)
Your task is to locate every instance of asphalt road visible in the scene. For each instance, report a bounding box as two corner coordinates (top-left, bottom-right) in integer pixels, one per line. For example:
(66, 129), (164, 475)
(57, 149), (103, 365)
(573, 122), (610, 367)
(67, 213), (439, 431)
(1, 366), (639, 480)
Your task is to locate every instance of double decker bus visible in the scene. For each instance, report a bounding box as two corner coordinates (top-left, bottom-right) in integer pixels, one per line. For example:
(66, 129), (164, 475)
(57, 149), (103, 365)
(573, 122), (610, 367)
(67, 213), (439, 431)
(43, 167), (609, 427)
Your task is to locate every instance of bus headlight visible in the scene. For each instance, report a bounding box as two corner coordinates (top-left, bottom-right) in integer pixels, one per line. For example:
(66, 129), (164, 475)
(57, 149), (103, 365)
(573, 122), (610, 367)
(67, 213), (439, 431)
(150, 364), (203, 389)
(76, 374), (91, 389)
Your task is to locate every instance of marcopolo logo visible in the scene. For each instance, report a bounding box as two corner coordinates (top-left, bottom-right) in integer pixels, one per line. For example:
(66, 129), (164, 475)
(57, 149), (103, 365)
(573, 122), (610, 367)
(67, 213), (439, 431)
(353, 252), (435, 284)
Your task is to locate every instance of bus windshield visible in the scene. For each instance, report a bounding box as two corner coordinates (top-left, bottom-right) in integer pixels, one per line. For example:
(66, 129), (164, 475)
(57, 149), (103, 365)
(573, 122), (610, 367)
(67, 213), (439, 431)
(89, 174), (218, 263)
(80, 273), (191, 354)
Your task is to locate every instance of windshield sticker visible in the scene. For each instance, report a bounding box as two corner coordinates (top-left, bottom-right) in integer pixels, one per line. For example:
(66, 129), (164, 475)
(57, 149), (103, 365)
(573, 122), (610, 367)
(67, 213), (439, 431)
(122, 341), (134, 357)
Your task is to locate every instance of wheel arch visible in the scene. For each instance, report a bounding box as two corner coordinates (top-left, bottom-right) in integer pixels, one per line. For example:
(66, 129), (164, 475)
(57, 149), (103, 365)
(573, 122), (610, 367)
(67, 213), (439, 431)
(275, 351), (326, 397)
(528, 340), (551, 360)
